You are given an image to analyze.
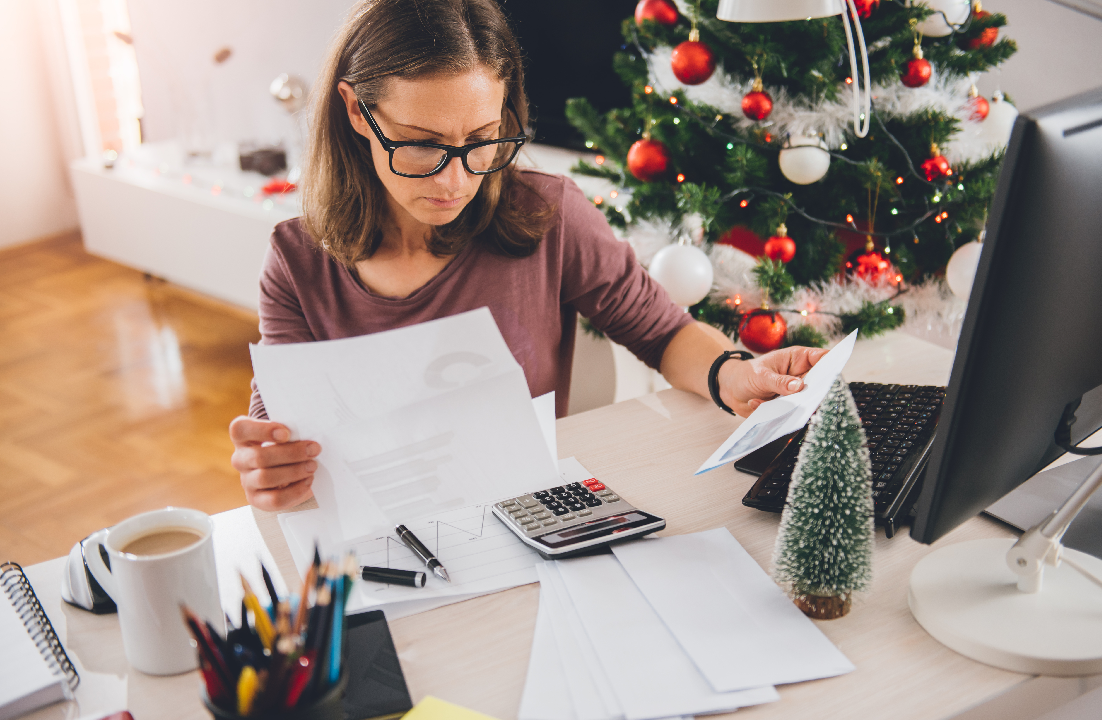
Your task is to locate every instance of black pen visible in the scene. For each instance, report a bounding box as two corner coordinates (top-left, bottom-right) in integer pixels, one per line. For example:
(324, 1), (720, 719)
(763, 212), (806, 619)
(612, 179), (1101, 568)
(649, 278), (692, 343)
(361, 565), (426, 588)
(394, 525), (451, 583)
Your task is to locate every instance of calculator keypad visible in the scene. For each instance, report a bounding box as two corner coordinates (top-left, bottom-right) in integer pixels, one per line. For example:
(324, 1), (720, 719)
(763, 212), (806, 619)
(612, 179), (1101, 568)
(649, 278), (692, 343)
(494, 478), (634, 536)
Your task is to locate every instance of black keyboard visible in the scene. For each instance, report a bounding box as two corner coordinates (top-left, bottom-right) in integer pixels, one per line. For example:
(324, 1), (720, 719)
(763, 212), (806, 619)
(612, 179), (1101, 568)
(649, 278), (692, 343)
(739, 382), (945, 538)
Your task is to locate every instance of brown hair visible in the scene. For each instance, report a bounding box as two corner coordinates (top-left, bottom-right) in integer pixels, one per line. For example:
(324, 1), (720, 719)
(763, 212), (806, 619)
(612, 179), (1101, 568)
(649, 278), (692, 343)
(301, 0), (553, 266)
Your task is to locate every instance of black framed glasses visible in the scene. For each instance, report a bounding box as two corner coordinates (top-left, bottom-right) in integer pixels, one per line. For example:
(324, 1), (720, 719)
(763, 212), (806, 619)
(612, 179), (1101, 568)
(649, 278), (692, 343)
(357, 99), (527, 178)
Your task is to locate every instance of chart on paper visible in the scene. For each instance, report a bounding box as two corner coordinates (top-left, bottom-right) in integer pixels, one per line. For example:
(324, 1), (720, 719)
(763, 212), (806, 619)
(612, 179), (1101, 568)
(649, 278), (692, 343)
(278, 499), (543, 614)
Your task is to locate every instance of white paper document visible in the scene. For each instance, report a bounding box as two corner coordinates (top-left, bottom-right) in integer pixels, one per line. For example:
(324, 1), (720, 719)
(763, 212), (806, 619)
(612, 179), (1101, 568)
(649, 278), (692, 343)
(278, 456), (597, 620)
(251, 308), (561, 539)
(552, 554), (778, 720)
(611, 529), (854, 693)
(278, 499), (541, 620)
(695, 329), (859, 474)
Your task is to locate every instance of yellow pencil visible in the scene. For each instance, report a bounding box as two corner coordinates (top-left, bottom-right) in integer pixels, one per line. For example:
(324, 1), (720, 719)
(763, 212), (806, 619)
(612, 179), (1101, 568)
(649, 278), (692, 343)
(237, 665), (259, 717)
(241, 576), (275, 649)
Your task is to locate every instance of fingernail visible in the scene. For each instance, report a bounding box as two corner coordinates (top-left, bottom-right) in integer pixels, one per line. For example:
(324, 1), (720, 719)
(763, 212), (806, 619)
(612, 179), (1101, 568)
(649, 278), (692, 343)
(306, 443), (320, 457)
(273, 428), (290, 442)
(306, 460), (318, 472)
(787, 379), (802, 391)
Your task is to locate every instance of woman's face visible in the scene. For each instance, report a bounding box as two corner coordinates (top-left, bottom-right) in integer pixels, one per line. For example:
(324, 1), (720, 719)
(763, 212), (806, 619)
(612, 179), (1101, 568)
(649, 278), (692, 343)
(338, 67), (507, 232)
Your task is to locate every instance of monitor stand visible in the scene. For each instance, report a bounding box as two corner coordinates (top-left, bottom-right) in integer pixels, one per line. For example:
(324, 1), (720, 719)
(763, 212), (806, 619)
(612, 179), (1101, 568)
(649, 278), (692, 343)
(907, 460), (1102, 675)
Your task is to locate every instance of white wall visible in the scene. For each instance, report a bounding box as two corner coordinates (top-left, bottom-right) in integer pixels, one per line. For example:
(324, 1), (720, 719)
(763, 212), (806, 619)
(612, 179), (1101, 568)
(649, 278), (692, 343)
(126, 0), (355, 154)
(0, 0), (79, 249)
(977, 0), (1102, 112)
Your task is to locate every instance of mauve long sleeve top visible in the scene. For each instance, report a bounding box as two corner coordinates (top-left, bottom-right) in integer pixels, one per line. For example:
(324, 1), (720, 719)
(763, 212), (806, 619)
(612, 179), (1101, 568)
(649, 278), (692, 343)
(249, 170), (693, 419)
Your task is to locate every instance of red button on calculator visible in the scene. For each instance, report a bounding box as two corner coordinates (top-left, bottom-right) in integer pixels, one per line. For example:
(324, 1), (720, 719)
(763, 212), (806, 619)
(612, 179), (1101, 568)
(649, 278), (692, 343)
(583, 478), (600, 487)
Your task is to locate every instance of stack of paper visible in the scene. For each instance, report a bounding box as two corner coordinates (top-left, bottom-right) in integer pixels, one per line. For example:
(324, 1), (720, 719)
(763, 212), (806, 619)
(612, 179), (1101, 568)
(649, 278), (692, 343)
(519, 529), (853, 720)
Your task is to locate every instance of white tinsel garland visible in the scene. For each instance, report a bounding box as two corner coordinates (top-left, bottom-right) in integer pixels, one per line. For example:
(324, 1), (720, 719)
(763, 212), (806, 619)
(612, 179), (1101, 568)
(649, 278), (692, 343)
(644, 45), (1001, 164)
(705, 244), (967, 347)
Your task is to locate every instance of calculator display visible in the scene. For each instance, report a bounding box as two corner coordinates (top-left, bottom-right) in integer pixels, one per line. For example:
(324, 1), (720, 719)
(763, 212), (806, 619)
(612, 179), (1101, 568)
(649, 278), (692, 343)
(535, 511), (657, 550)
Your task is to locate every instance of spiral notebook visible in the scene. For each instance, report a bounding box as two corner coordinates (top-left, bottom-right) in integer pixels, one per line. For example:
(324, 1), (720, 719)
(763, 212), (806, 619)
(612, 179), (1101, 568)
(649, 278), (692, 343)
(0, 562), (80, 720)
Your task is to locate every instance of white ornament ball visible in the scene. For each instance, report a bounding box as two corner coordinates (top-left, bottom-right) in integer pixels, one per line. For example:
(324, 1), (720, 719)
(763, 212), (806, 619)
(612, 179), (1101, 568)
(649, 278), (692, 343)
(649, 243), (714, 307)
(946, 240), (983, 299)
(977, 93), (1019, 150)
(911, 0), (970, 37)
(779, 135), (831, 185)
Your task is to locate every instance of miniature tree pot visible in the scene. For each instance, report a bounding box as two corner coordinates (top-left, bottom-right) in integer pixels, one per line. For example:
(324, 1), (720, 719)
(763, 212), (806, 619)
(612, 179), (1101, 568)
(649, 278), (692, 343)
(794, 593), (853, 620)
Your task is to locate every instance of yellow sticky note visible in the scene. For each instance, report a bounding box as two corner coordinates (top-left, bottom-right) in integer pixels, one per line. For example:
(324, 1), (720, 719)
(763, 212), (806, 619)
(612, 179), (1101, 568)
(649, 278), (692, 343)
(402, 696), (501, 720)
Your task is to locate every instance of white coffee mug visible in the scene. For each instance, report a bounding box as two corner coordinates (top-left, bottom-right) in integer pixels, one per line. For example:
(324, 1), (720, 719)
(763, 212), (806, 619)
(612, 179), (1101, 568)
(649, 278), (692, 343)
(84, 507), (225, 675)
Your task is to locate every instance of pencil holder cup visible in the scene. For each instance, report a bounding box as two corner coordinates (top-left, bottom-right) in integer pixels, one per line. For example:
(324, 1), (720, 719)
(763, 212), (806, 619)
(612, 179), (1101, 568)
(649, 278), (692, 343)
(202, 673), (347, 720)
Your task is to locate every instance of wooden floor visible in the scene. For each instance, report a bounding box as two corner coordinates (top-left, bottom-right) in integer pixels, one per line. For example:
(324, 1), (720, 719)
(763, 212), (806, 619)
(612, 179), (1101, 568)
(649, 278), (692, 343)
(0, 232), (259, 566)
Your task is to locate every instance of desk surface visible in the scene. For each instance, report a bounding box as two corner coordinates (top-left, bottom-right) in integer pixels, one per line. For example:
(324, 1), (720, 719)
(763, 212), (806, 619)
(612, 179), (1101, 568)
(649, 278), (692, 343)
(25, 331), (1034, 720)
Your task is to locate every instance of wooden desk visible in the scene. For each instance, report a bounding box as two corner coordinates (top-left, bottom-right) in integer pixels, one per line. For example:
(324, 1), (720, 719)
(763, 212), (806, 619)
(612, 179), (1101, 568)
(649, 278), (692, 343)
(20, 332), (1062, 720)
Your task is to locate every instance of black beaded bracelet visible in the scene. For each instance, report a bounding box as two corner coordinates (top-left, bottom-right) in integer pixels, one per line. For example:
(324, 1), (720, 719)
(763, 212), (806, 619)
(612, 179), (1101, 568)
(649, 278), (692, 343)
(708, 350), (754, 415)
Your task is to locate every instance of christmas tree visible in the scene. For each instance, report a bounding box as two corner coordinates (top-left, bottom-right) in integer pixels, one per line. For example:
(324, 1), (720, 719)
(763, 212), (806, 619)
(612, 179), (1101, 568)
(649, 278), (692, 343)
(772, 378), (874, 619)
(567, 0), (1016, 351)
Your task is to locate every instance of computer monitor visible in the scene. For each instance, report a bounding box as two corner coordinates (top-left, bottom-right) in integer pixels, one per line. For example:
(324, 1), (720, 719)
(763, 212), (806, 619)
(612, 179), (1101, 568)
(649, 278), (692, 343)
(910, 88), (1102, 544)
(906, 87), (1102, 675)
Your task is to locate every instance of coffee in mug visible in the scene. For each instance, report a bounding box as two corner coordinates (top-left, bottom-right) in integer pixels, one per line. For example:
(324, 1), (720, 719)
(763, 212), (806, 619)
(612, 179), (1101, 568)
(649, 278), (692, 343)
(84, 507), (224, 675)
(121, 527), (204, 556)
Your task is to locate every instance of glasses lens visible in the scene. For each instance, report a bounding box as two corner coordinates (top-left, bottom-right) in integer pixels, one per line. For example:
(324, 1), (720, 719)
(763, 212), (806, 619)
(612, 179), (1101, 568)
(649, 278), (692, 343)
(392, 146), (448, 176)
(466, 141), (521, 173)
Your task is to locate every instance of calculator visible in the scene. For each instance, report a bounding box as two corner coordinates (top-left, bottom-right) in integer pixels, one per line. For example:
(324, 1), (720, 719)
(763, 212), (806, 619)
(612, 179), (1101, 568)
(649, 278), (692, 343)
(492, 477), (666, 559)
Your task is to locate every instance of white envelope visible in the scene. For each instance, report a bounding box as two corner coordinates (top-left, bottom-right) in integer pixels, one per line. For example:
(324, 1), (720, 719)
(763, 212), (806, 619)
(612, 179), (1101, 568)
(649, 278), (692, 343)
(696, 329), (858, 474)
(611, 529), (854, 693)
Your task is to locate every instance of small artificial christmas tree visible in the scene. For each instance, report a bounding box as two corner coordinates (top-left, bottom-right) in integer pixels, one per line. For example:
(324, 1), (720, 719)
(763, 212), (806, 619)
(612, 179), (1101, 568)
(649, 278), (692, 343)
(772, 378), (874, 619)
(567, 0), (1017, 349)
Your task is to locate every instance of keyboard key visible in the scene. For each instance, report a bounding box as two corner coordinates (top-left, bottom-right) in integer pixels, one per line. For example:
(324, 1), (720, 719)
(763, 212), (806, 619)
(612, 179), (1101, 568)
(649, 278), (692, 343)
(533, 491), (550, 500)
(552, 507), (571, 516)
(567, 483), (584, 492)
(542, 519), (558, 527)
(588, 483), (606, 492)
(518, 496), (539, 508)
(583, 478), (600, 487)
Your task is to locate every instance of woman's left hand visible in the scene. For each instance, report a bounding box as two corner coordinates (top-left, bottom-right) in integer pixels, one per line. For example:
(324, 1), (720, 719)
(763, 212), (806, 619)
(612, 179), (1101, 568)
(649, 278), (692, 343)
(716, 346), (828, 417)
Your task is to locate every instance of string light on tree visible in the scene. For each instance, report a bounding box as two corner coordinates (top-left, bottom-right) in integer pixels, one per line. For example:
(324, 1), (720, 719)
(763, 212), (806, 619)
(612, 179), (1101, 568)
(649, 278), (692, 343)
(778, 135), (831, 184)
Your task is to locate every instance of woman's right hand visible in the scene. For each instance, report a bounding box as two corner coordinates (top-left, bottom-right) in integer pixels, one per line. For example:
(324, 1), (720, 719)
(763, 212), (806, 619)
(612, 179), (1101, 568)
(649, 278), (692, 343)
(229, 416), (321, 511)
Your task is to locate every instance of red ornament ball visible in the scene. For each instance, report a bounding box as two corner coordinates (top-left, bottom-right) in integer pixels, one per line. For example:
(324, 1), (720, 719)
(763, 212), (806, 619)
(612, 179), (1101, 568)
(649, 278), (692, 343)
(763, 226), (796, 263)
(739, 310), (788, 354)
(964, 9), (999, 49)
(634, 0), (679, 26)
(900, 57), (932, 88)
(921, 154), (952, 182)
(671, 40), (716, 85)
(742, 90), (773, 121)
(852, 0), (879, 18)
(851, 249), (892, 282)
(968, 94), (990, 121)
(626, 139), (671, 182)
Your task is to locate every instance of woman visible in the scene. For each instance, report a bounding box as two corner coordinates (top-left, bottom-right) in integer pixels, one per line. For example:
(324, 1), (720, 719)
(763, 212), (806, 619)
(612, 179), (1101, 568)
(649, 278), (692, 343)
(230, 0), (826, 511)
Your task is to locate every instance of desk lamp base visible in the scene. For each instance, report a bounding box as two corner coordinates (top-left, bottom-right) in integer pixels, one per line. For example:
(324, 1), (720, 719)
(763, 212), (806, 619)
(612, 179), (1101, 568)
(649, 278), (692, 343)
(909, 538), (1102, 675)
